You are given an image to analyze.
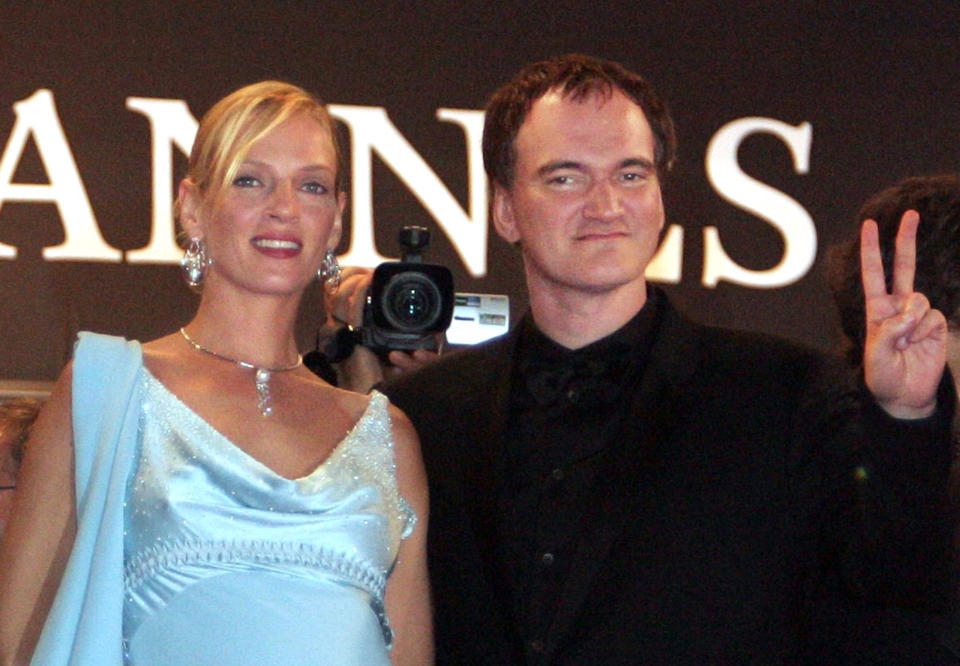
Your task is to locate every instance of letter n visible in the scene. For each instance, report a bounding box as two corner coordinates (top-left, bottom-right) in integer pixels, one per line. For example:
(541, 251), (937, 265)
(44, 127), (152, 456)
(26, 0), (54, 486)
(330, 106), (488, 276)
(125, 98), (198, 264)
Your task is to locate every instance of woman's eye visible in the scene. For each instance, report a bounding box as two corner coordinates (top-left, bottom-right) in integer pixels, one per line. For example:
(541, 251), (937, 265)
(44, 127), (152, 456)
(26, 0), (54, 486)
(233, 175), (260, 188)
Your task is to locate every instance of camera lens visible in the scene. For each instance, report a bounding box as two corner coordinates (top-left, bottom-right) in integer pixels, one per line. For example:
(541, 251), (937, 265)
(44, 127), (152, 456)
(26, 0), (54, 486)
(381, 272), (442, 332)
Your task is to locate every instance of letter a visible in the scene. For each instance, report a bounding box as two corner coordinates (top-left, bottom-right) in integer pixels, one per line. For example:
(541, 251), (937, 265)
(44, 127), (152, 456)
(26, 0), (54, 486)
(0, 89), (120, 261)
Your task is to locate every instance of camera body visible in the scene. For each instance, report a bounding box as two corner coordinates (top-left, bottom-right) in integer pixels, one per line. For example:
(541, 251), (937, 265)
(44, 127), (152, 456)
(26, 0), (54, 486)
(361, 226), (454, 354)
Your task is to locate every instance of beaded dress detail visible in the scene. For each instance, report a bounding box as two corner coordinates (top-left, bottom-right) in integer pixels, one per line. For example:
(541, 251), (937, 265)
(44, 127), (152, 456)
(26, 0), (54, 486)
(122, 372), (415, 665)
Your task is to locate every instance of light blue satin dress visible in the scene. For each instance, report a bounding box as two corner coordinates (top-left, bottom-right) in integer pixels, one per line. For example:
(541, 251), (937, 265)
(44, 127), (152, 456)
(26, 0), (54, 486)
(122, 373), (415, 665)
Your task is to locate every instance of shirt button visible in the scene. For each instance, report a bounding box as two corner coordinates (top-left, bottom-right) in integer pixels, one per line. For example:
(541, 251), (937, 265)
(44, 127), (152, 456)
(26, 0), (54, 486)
(528, 639), (546, 653)
(551, 467), (565, 481)
(566, 387), (579, 402)
(541, 552), (555, 566)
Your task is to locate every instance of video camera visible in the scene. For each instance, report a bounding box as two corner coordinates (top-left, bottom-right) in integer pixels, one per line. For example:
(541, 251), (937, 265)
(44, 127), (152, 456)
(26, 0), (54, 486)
(361, 226), (455, 355)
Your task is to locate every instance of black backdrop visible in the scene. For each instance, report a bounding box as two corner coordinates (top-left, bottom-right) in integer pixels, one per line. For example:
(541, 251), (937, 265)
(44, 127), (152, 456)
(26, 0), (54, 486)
(2, 1), (959, 381)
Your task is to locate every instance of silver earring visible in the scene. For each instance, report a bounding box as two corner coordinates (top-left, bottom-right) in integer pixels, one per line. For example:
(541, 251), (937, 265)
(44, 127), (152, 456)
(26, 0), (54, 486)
(318, 250), (341, 294)
(181, 238), (208, 290)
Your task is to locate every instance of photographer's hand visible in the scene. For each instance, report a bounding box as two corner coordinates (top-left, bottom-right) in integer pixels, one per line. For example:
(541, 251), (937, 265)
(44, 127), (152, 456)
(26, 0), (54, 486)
(326, 266), (373, 328)
(320, 267), (381, 391)
(386, 346), (442, 379)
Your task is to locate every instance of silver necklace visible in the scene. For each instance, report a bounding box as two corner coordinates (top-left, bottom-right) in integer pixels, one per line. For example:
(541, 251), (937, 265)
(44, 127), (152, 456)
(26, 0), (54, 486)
(179, 327), (302, 417)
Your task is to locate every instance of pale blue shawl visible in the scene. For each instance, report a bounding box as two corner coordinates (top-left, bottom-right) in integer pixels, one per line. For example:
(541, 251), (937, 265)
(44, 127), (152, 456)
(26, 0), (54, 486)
(32, 333), (142, 665)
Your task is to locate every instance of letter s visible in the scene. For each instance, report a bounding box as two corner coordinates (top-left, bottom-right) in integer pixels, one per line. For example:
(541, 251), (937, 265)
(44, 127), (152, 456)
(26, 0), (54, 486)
(703, 117), (815, 288)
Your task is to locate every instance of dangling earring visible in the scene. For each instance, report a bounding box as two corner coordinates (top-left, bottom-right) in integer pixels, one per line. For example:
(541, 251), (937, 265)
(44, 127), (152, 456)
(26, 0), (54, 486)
(181, 238), (208, 290)
(318, 250), (341, 294)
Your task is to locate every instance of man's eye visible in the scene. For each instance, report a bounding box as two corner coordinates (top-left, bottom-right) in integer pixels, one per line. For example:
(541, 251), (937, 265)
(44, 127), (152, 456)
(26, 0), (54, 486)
(233, 175), (260, 187)
(547, 175), (574, 185)
(302, 181), (329, 195)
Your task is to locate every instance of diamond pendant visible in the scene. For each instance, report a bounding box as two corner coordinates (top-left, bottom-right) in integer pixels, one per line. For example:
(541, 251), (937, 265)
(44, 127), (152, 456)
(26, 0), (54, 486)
(255, 368), (273, 417)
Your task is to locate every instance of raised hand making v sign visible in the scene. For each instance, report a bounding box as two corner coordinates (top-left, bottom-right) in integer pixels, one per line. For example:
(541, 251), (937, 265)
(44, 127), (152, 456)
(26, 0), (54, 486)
(861, 209), (948, 419)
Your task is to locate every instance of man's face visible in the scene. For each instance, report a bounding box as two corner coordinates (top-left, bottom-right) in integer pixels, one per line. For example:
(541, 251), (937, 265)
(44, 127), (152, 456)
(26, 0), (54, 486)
(493, 89), (664, 301)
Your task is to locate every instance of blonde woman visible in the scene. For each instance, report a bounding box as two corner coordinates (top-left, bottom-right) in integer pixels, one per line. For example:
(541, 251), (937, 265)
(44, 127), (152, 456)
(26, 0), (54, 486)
(0, 82), (431, 665)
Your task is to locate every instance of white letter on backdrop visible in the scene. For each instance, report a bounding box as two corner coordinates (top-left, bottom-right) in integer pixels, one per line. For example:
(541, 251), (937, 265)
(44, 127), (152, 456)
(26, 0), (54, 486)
(330, 105), (488, 276)
(0, 89), (120, 261)
(125, 98), (198, 263)
(703, 117), (815, 288)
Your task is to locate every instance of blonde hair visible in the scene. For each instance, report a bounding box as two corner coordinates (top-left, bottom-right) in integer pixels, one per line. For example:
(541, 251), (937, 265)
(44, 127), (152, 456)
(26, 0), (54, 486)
(176, 81), (343, 223)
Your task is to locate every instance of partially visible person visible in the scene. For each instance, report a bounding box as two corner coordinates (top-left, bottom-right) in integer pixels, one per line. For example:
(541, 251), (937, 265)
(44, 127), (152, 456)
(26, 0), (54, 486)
(831, 174), (960, 388)
(0, 82), (430, 665)
(382, 54), (954, 664)
(0, 398), (43, 541)
(825, 173), (960, 663)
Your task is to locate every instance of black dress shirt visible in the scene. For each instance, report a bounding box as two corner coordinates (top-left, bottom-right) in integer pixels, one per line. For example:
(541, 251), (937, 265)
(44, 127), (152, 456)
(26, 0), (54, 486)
(498, 291), (662, 653)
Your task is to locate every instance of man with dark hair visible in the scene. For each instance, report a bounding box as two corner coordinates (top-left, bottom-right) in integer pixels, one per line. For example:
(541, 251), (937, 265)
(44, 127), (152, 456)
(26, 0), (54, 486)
(820, 175), (960, 662)
(830, 174), (960, 365)
(382, 54), (954, 663)
(481, 53), (677, 188)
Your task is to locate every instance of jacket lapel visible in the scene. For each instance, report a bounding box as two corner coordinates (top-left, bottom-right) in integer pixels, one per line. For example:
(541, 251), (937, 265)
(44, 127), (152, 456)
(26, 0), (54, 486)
(458, 328), (527, 650)
(459, 326), (518, 507)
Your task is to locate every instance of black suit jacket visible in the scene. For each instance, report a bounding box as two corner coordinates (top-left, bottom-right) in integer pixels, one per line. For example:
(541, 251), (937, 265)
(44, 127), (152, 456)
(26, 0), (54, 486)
(384, 296), (953, 665)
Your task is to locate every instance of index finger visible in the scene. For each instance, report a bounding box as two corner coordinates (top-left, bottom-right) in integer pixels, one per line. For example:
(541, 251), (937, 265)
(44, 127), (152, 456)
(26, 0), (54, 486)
(326, 270), (373, 327)
(338, 265), (373, 281)
(860, 218), (887, 300)
(891, 209), (919, 296)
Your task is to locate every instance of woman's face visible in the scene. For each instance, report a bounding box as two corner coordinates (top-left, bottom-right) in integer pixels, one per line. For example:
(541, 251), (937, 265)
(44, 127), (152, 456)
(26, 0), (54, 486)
(183, 113), (344, 299)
